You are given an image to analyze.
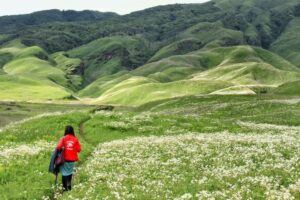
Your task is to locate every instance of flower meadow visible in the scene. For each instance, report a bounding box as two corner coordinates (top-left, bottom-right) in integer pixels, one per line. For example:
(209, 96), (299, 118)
(64, 130), (300, 200)
(0, 140), (55, 165)
(0, 95), (300, 199)
(0, 111), (92, 199)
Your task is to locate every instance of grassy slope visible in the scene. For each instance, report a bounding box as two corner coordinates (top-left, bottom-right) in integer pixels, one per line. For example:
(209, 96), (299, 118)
(94, 78), (233, 106)
(51, 52), (83, 89)
(0, 96), (300, 199)
(3, 55), (69, 88)
(136, 45), (298, 80)
(148, 38), (203, 62)
(132, 47), (226, 82)
(273, 80), (300, 95)
(78, 71), (132, 98)
(0, 39), (27, 49)
(0, 75), (70, 101)
(192, 62), (300, 86)
(14, 46), (50, 60)
(149, 21), (244, 62)
(1, 0), (300, 67)
(270, 18), (300, 68)
(1, 95), (300, 199)
(191, 46), (300, 88)
(79, 47), (228, 101)
(85, 45), (299, 106)
(51, 52), (81, 72)
(68, 36), (148, 83)
(0, 101), (94, 127)
(1, 43), (292, 104)
(0, 112), (93, 199)
(0, 1), (300, 104)
(4, 57), (62, 77)
(0, 46), (73, 101)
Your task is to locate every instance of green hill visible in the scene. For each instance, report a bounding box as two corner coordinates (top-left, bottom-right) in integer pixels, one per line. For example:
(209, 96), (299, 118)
(14, 46), (49, 60)
(270, 18), (300, 68)
(68, 36), (149, 83)
(148, 38), (203, 62)
(273, 80), (300, 95)
(149, 21), (244, 62)
(192, 62), (300, 86)
(78, 45), (300, 105)
(1, 0), (298, 65)
(78, 72), (132, 98)
(51, 52), (83, 89)
(0, 74), (71, 101)
(0, 46), (74, 101)
(0, 0), (300, 104)
(134, 46), (299, 82)
(94, 78), (232, 106)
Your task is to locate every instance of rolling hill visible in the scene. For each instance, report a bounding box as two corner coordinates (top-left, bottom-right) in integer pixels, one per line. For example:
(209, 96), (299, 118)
(0, 46), (73, 100)
(273, 80), (300, 96)
(80, 46), (300, 106)
(0, 0), (299, 105)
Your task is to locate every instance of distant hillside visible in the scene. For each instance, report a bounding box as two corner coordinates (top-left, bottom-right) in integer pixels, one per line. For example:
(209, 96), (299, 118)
(0, 45), (74, 101)
(1, 0), (299, 59)
(0, 10), (118, 51)
(0, 9), (117, 33)
(79, 46), (300, 106)
(273, 80), (300, 96)
(0, 0), (299, 104)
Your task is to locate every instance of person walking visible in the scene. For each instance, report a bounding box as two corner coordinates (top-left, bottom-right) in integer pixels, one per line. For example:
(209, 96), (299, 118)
(57, 125), (81, 191)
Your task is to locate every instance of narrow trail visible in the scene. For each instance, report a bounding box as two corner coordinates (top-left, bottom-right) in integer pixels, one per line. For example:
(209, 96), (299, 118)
(79, 116), (93, 145)
(76, 115), (97, 167)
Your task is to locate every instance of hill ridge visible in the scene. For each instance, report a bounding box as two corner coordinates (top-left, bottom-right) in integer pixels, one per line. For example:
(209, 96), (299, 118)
(0, 0), (300, 104)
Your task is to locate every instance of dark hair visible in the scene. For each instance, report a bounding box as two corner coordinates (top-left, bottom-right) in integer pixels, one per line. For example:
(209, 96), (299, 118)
(65, 125), (75, 136)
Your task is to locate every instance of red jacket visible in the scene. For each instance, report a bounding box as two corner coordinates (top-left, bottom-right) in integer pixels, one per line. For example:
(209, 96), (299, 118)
(57, 134), (81, 161)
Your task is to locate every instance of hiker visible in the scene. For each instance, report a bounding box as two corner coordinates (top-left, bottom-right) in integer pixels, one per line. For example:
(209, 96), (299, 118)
(56, 125), (81, 191)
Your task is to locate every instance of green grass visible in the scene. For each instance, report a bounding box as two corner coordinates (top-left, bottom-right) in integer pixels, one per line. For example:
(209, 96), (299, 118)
(0, 112), (93, 199)
(80, 45), (300, 105)
(139, 95), (300, 127)
(51, 52), (83, 89)
(136, 46), (299, 81)
(0, 101), (95, 127)
(0, 74), (71, 101)
(69, 36), (148, 83)
(15, 46), (50, 61)
(133, 54), (208, 82)
(0, 46), (82, 100)
(0, 47), (22, 57)
(94, 79), (233, 106)
(4, 57), (62, 77)
(133, 46), (228, 82)
(147, 66), (199, 82)
(0, 39), (27, 49)
(3, 57), (69, 87)
(273, 80), (300, 96)
(51, 52), (81, 72)
(0, 51), (13, 68)
(179, 21), (244, 48)
(1, 44), (299, 105)
(149, 38), (203, 62)
(1, 3), (300, 198)
(270, 18), (300, 68)
(193, 62), (300, 86)
(1, 95), (300, 199)
(210, 85), (256, 95)
(78, 71), (132, 98)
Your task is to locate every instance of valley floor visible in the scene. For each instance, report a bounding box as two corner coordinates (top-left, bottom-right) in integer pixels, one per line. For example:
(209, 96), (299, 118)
(0, 95), (300, 199)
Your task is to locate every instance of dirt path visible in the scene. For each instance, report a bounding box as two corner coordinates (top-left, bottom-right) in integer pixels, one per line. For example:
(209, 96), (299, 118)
(78, 116), (92, 144)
